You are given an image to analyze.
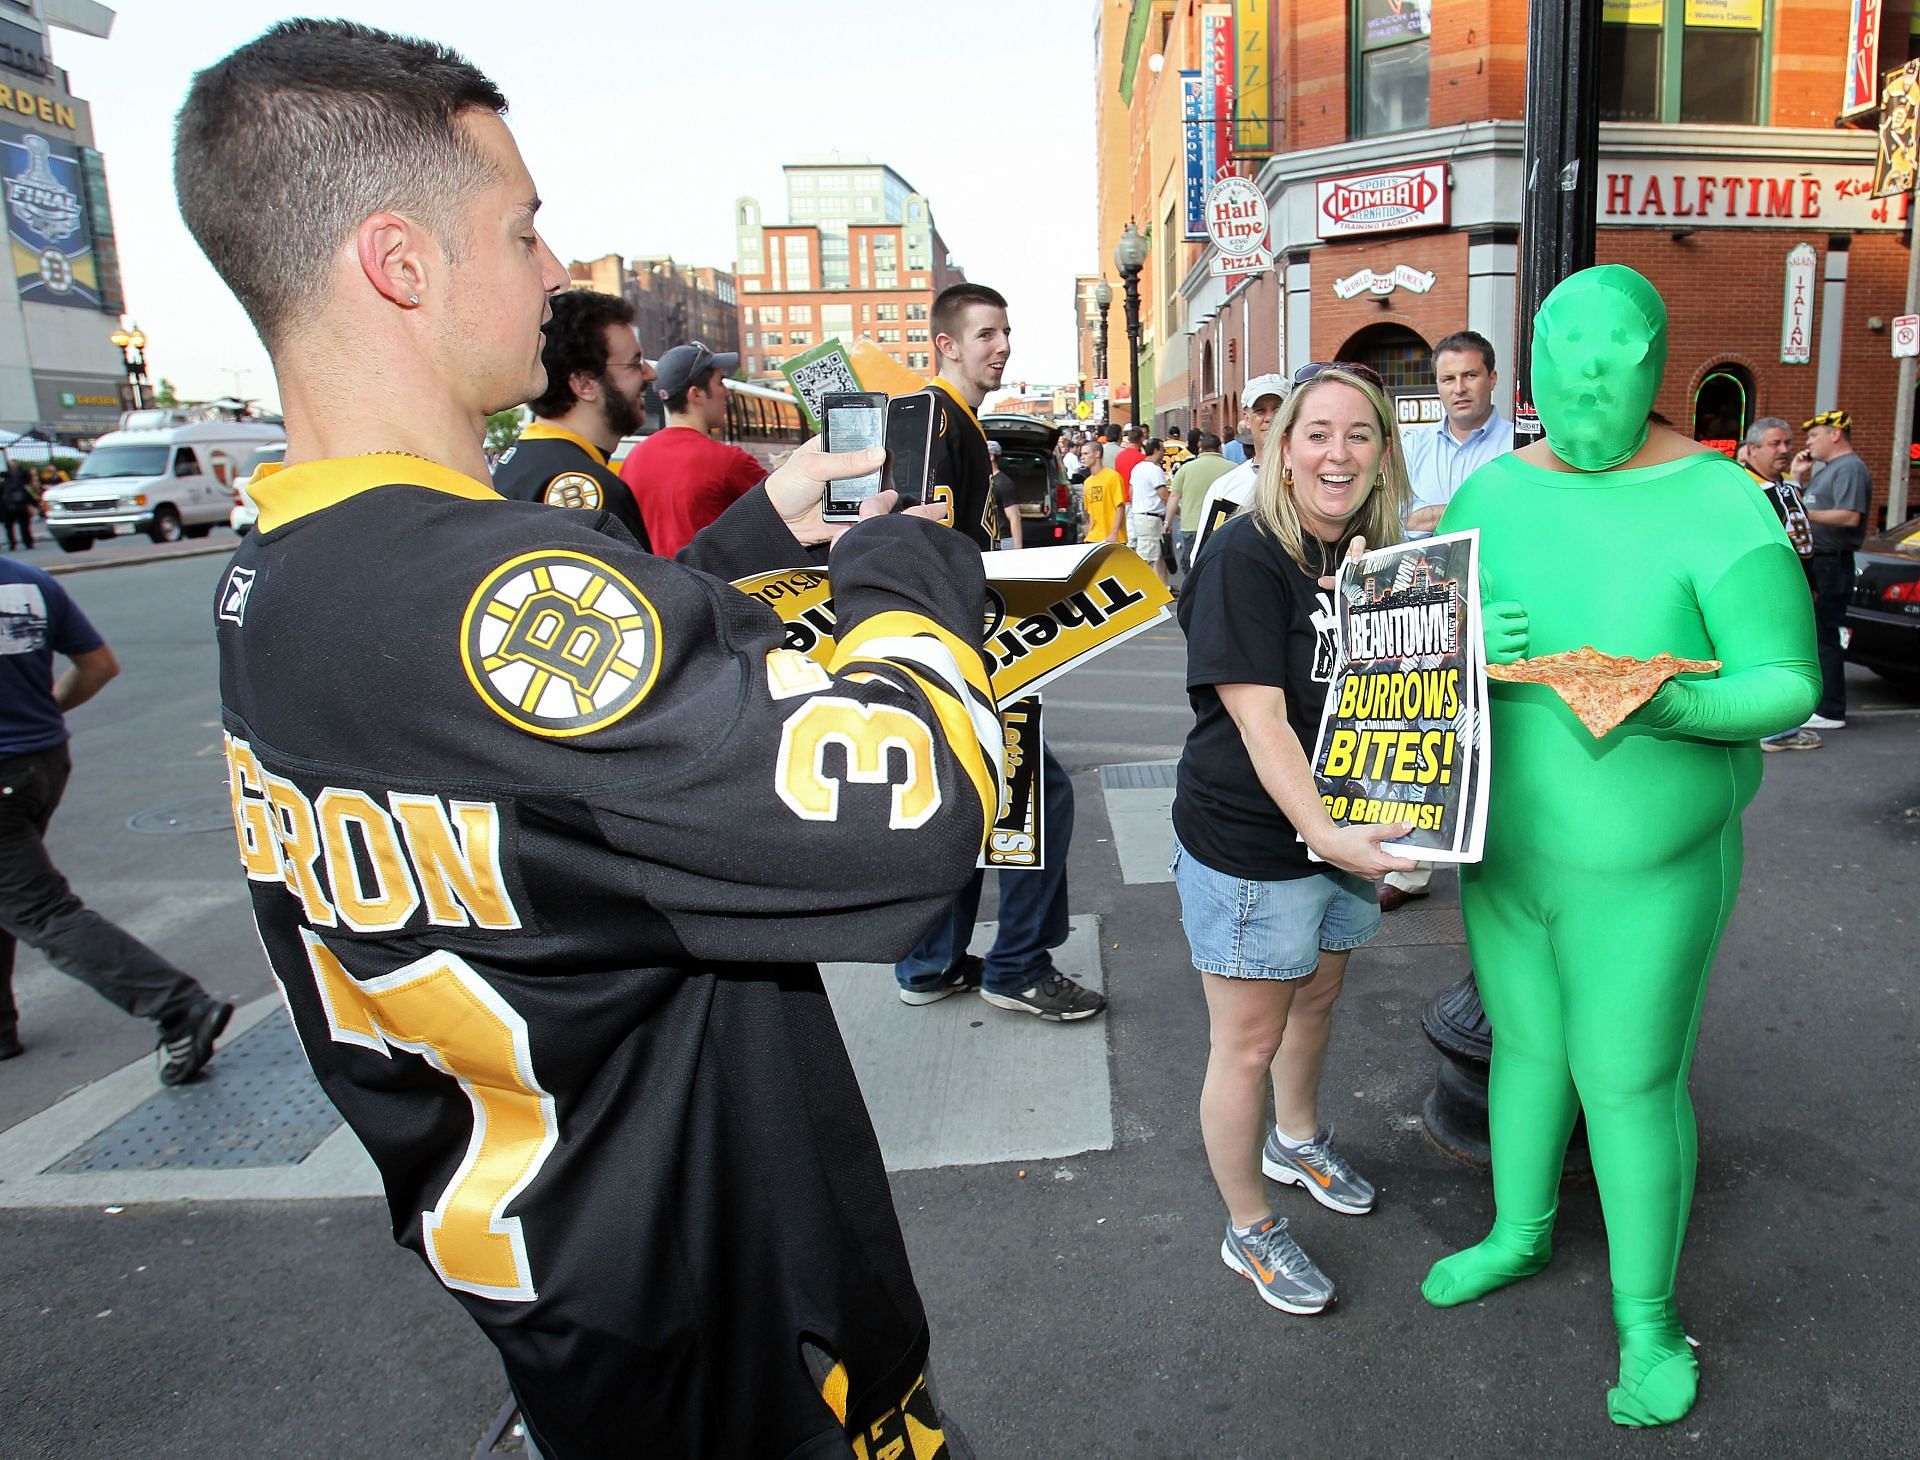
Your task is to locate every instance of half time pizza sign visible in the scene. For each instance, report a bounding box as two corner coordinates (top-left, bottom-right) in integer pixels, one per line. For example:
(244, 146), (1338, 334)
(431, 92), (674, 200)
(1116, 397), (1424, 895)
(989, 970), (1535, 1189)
(1315, 161), (1449, 239)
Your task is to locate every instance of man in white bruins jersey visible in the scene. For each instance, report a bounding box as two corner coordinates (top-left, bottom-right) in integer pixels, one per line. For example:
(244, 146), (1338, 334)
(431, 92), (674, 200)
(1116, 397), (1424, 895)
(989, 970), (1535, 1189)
(492, 287), (654, 546)
(177, 21), (993, 1459)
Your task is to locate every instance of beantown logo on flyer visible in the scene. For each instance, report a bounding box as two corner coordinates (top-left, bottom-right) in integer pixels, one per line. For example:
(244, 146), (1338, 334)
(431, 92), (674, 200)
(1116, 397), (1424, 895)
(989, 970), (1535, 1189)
(1315, 161), (1448, 239)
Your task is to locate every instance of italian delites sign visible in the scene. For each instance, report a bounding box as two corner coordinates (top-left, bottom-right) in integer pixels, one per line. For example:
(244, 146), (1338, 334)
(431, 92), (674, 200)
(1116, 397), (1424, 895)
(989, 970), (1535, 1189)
(1308, 530), (1489, 863)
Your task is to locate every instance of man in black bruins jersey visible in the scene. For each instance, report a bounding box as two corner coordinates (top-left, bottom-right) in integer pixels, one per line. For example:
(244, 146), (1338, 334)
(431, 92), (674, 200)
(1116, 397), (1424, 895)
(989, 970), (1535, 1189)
(891, 284), (1105, 1023)
(492, 288), (654, 546)
(177, 21), (994, 1459)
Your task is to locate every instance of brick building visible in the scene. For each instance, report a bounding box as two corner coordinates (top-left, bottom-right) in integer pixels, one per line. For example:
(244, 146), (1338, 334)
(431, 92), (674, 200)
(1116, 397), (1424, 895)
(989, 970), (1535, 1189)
(1097, 0), (1920, 528)
(733, 157), (967, 381)
(567, 253), (740, 360)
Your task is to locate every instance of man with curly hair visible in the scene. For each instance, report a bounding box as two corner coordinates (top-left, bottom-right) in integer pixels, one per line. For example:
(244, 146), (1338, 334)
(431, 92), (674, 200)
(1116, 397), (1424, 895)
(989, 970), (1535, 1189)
(493, 288), (653, 545)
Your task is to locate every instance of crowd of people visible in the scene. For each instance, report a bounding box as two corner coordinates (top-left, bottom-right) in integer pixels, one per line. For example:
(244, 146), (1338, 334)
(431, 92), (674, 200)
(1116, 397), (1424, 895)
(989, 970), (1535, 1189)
(0, 16), (1860, 1454)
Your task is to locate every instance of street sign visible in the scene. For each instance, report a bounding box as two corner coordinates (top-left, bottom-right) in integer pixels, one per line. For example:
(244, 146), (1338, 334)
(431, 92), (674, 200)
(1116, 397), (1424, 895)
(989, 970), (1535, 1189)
(1892, 313), (1919, 357)
(1205, 175), (1272, 276)
(1075, 401), (1092, 420)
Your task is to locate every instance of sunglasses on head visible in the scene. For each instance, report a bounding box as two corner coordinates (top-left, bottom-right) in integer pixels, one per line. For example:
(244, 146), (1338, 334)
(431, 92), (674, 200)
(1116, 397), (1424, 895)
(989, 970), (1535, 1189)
(1291, 360), (1385, 390)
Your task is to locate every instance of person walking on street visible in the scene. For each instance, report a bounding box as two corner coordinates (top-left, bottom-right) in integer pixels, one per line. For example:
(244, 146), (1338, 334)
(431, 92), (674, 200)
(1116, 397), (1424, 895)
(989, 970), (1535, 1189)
(989, 439), (1022, 550)
(492, 288), (655, 546)
(1078, 438), (1125, 545)
(1114, 424), (1145, 487)
(893, 282), (1105, 1022)
(1127, 438), (1172, 590)
(1167, 431), (1233, 575)
(619, 341), (767, 556)
(1189, 374), (1288, 561)
(1173, 365), (1414, 1317)
(0, 556), (233, 1074)
(1, 463), (36, 551)
(1790, 409), (1870, 730)
(1739, 417), (1822, 752)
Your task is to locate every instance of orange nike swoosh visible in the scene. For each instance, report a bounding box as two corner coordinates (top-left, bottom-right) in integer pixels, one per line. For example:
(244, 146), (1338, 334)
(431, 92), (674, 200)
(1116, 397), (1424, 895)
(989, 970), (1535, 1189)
(1303, 1164), (1333, 1188)
(1247, 1251), (1276, 1283)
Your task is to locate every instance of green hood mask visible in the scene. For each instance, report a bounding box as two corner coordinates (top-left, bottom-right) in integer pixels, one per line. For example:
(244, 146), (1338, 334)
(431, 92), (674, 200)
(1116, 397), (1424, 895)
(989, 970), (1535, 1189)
(1531, 264), (1668, 472)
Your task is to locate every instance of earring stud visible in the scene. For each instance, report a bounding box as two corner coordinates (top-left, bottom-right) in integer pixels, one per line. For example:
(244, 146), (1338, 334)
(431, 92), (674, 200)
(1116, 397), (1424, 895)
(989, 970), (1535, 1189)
(407, 294), (419, 305)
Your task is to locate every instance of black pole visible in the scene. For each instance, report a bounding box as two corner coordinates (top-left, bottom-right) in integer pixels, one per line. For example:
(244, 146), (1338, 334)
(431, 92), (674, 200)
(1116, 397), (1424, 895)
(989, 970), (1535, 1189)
(1096, 308), (1111, 429)
(1510, 0), (1602, 447)
(1421, 0), (1601, 1171)
(1121, 266), (1143, 431)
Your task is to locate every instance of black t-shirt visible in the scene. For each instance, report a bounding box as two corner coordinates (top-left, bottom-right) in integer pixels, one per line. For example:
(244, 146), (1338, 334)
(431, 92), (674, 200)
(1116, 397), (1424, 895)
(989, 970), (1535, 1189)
(990, 468), (1019, 541)
(1173, 513), (1344, 881)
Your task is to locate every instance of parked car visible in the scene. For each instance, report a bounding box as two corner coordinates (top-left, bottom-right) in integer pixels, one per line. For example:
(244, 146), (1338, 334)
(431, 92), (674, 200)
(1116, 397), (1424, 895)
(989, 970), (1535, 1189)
(980, 414), (1078, 546)
(1845, 512), (1920, 686)
(229, 441), (287, 536)
(43, 417), (285, 551)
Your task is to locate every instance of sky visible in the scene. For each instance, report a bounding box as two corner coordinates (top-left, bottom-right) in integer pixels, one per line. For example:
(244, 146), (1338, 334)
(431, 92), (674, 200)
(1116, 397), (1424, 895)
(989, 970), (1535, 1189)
(55, 0), (1101, 410)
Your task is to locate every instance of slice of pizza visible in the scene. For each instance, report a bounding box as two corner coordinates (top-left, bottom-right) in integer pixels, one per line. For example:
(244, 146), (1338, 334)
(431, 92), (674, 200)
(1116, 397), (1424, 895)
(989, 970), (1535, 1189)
(1486, 646), (1721, 738)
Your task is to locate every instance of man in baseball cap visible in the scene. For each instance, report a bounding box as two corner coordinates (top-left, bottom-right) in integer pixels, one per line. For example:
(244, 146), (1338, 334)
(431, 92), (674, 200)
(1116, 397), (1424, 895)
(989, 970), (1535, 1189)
(1188, 374), (1288, 561)
(617, 341), (764, 554)
(1789, 406), (1870, 729)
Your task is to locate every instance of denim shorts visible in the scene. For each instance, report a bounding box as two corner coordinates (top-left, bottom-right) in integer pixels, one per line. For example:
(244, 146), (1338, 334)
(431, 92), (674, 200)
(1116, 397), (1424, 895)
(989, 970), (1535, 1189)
(1170, 836), (1381, 980)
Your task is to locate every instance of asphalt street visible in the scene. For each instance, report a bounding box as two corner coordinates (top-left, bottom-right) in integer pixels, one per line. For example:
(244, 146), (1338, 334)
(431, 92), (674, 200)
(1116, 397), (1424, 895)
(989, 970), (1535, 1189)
(2, 547), (1916, 1458)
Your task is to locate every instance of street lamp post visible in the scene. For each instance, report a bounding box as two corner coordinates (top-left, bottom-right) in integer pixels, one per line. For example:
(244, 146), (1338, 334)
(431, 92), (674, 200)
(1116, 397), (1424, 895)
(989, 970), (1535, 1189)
(1113, 224), (1148, 431)
(108, 322), (148, 411)
(1093, 276), (1113, 429)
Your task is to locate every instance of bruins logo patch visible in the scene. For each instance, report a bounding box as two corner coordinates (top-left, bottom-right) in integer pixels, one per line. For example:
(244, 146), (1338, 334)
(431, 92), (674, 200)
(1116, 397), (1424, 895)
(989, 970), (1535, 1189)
(543, 472), (604, 510)
(460, 550), (661, 737)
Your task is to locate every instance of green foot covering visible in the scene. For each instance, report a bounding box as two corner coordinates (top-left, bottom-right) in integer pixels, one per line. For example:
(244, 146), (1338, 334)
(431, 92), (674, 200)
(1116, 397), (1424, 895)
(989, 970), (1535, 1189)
(1420, 1214), (1553, 1307)
(1607, 1294), (1699, 1427)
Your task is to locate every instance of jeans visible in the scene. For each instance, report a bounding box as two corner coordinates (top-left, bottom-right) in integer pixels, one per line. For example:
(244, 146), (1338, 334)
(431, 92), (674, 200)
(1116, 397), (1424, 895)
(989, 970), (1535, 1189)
(0, 744), (206, 1038)
(1173, 529), (1194, 575)
(895, 745), (1074, 995)
(1809, 551), (1853, 719)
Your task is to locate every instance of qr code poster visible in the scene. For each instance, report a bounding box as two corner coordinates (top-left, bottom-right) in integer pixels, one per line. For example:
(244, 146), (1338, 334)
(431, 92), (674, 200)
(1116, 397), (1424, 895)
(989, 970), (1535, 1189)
(781, 340), (861, 432)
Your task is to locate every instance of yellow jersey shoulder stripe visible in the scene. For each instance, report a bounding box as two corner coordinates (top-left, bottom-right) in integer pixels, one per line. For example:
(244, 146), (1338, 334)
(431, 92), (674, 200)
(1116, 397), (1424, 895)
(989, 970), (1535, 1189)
(252, 454), (500, 534)
(518, 420), (610, 467)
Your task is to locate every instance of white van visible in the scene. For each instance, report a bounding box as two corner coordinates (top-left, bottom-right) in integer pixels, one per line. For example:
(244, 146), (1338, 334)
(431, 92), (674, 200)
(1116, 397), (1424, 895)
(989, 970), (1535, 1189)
(44, 417), (286, 552)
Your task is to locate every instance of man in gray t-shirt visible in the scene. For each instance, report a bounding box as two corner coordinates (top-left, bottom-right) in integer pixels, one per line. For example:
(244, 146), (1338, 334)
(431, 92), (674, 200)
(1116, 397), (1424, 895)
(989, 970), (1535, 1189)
(1791, 409), (1872, 726)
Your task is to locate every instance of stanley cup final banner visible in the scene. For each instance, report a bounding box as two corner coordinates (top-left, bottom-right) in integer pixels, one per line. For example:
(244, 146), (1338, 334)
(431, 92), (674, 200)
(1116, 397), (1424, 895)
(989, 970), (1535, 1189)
(735, 543), (1173, 868)
(0, 121), (99, 310)
(1308, 530), (1488, 863)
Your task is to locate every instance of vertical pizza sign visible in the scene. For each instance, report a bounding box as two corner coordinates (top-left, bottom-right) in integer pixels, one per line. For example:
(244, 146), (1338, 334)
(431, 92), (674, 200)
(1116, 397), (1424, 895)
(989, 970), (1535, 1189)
(1780, 243), (1815, 365)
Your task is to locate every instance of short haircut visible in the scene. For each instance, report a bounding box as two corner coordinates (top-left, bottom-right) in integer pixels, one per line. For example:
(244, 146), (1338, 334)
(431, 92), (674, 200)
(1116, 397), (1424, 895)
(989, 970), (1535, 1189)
(1124, 425), (1143, 443)
(528, 290), (636, 418)
(663, 367), (722, 417)
(1197, 431), (1222, 452)
(1432, 330), (1497, 374)
(931, 282), (1008, 344)
(1142, 437), (1162, 454)
(175, 19), (508, 349)
(1745, 416), (1791, 446)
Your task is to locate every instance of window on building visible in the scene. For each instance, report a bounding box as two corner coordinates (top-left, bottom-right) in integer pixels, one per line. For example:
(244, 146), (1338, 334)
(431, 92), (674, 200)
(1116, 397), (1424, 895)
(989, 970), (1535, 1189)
(907, 327), (929, 343)
(764, 332), (784, 346)
(1692, 364), (1754, 451)
(1354, 0), (1429, 137)
(1599, 2), (1765, 124)
(789, 304), (813, 323)
(761, 305), (783, 324)
(861, 304), (872, 321)
(741, 307), (756, 325)
(878, 328), (900, 342)
(907, 303), (929, 320)
(822, 304), (853, 336)
(745, 331), (757, 347)
(877, 303), (900, 321)
(743, 280), (760, 291)
(908, 352), (931, 371)
(821, 174), (848, 191)
(857, 196), (877, 213)
(782, 235), (811, 287)
(792, 198), (816, 217)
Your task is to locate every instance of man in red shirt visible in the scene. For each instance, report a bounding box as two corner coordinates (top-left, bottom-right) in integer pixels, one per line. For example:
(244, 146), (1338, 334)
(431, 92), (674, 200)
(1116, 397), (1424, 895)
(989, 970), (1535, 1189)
(619, 342), (766, 554)
(1113, 425), (1145, 490)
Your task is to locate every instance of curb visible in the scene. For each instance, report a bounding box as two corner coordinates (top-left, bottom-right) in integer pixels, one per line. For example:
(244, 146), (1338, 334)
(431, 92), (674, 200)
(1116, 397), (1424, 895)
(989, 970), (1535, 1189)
(37, 538), (237, 576)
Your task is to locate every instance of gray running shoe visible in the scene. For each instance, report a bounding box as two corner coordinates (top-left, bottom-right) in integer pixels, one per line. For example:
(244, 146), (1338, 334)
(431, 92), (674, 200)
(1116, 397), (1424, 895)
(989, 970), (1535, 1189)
(1262, 1125), (1375, 1215)
(1220, 1215), (1335, 1314)
(1761, 728), (1823, 752)
(979, 971), (1107, 1022)
(899, 954), (984, 1006)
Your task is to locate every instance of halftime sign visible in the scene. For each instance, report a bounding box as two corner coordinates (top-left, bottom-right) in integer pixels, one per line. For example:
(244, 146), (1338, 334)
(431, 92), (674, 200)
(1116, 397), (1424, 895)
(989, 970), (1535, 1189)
(1315, 161), (1448, 239)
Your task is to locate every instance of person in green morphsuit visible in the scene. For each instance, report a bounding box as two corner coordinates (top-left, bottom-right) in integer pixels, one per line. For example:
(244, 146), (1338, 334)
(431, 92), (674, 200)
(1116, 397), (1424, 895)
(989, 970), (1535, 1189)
(1421, 266), (1821, 1427)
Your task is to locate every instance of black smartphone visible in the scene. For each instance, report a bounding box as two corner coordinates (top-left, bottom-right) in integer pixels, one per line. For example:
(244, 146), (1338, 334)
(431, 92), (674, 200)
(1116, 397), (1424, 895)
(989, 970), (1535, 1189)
(884, 391), (936, 506)
(820, 391), (889, 521)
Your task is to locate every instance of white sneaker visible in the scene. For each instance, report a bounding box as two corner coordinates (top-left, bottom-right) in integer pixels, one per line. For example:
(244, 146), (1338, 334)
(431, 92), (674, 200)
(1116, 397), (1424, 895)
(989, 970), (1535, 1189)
(1804, 713), (1846, 730)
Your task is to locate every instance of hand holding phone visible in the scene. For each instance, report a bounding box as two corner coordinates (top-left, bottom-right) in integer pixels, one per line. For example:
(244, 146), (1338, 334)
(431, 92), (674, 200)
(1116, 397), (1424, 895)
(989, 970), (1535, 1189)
(820, 392), (888, 521)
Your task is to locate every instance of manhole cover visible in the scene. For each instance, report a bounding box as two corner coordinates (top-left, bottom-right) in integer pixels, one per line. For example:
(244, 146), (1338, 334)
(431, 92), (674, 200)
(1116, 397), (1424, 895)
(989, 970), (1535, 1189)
(127, 794), (233, 834)
(1371, 904), (1467, 948)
